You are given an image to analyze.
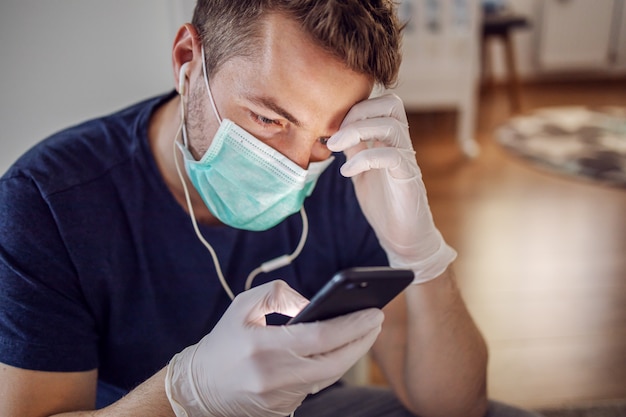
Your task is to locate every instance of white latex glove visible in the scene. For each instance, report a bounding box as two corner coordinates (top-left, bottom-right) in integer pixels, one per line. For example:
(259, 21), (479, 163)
(327, 94), (457, 283)
(165, 280), (383, 417)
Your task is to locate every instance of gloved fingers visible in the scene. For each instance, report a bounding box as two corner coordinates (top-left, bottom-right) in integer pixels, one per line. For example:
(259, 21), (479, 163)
(327, 117), (410, 154)
(270, 324), (382, 392)
(338, 147), (404, 177)
(274, 308), (383, 357)
(339, 93), (409, 128)
(232, 280), (310, 326)
(341, 148), (421, 180)
(295, 324), (382, 383)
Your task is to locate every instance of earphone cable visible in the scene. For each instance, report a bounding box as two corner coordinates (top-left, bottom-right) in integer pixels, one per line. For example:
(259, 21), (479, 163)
(244, 207), (308, 291)
(173, 120), (235, 300)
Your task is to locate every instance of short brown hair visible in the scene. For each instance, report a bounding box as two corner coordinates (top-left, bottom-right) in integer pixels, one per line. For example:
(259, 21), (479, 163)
(191, 0), (403, 88)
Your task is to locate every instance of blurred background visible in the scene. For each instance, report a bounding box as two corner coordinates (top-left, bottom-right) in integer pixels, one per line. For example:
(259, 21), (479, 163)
(1, 0), (625, 413)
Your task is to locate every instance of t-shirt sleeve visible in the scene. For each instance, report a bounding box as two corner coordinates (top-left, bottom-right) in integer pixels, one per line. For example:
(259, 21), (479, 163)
(0, 175), (98, 371)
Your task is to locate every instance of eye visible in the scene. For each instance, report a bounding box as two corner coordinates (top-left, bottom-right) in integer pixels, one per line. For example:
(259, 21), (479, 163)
(251, 112), (280, 127)
(318, 137), (330, 146)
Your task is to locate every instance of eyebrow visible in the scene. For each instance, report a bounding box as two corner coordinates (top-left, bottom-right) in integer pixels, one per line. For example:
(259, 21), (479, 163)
(248, 95), (302, 127)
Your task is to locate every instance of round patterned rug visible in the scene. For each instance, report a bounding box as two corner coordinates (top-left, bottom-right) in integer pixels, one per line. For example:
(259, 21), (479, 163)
(495, 106), (626, 189)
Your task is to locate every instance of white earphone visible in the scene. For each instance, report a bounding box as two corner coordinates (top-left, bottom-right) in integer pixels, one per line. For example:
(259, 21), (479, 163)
(178, 62), (190, 95)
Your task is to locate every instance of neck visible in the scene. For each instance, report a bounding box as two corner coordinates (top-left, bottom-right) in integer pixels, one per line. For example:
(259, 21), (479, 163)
(148, 95), (223, 226)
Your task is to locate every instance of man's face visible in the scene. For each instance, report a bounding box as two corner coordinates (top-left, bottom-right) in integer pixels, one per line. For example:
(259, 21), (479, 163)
(186, 13), (374, 169)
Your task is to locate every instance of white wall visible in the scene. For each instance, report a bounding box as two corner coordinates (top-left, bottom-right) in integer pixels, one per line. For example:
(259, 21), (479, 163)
(614, 0), (626, 66)
(0, 0), (195, 175)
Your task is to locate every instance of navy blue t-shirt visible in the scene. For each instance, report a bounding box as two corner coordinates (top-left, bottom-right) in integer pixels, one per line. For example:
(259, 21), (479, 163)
(0, 92), (387, 405)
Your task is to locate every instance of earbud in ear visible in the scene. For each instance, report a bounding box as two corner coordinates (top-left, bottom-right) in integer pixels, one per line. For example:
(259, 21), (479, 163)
(178, 62), (190, 95)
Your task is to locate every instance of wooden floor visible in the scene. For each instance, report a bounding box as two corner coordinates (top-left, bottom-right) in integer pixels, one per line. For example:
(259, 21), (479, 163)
(372, 79), (626, 410)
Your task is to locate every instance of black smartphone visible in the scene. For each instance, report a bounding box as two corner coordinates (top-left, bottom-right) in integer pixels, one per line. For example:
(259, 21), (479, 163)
(286, 267), (414, 325)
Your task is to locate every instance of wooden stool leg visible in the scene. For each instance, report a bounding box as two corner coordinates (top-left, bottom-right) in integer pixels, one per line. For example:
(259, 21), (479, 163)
(502, 31), (522, 113)
(481, 37), (494, 90)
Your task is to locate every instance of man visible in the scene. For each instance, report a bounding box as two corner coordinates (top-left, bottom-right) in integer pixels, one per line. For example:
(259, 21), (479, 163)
(0, 1), (542, 416)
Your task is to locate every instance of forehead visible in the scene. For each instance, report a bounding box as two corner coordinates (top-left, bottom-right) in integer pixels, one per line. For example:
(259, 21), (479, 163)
(213, 13), (373, 128)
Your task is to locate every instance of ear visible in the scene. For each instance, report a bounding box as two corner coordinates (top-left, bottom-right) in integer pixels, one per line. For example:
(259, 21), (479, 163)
(172, 23), (202, 94)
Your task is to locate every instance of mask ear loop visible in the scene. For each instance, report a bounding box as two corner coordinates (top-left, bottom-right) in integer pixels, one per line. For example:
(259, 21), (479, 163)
(201, 45), (222, 124)
(173, 56), (309, 300)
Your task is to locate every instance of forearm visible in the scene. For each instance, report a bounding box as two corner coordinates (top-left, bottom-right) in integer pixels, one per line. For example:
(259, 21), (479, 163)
(374, 267), (488, 417)
(55, 369), (174, 417)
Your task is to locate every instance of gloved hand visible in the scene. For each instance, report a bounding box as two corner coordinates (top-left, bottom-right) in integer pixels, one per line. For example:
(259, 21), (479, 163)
(327, 94), (457, 283)
(165, 280), (383, 417)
